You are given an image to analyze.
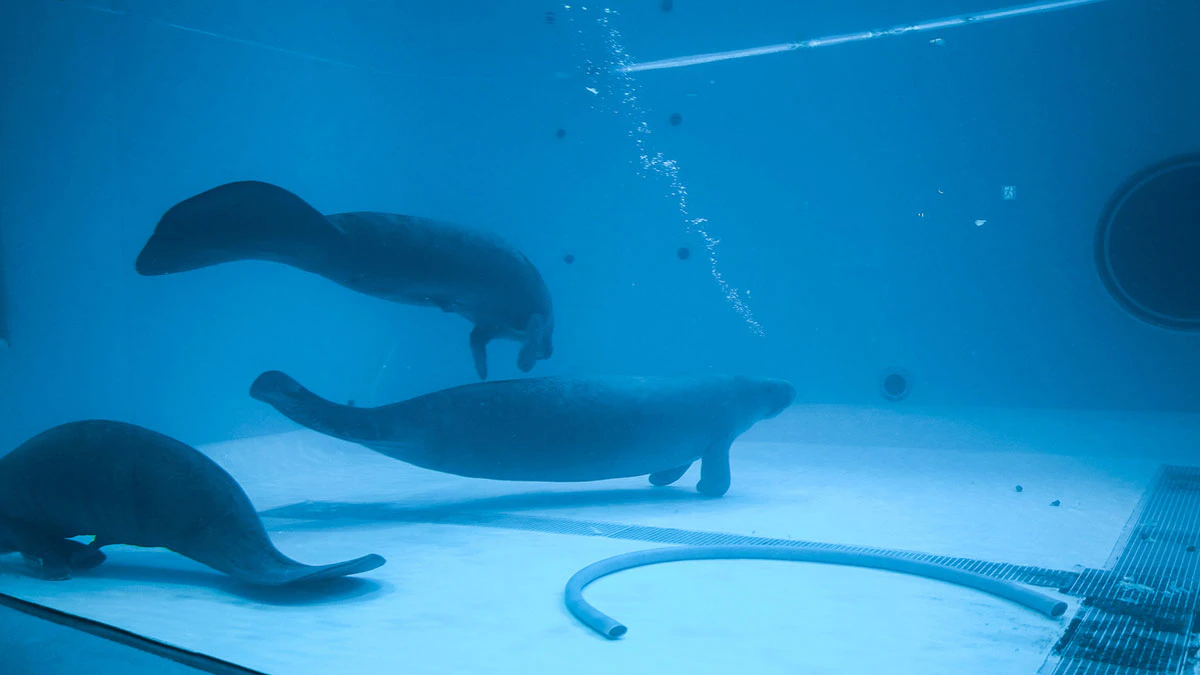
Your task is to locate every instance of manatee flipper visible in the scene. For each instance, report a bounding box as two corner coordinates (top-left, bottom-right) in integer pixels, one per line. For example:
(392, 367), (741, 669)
(135, 181), (344, 276)
(470, 324), (496, 380)
(696, 439), (732, 497)
(649, 462), (693, 487)
(34, 554), (71, 581)
(4, 526), (78, 580)
(65, 538), (107, 570)
(516, 314), (546, 373)
(12, 538), (104, 579)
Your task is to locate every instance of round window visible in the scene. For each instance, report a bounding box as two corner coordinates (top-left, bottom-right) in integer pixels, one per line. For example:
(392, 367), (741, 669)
(1095, 153), (1200, 330)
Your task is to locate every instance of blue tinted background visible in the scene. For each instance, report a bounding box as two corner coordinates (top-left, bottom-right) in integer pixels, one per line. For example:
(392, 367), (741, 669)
(0, 0), (1196, 449)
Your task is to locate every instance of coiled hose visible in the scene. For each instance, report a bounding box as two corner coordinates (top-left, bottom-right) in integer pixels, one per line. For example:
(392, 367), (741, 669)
(565, 545), (1069, 639)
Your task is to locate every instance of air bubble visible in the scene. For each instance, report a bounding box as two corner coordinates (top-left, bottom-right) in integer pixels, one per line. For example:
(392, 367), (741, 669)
(566, 6), (764, 335)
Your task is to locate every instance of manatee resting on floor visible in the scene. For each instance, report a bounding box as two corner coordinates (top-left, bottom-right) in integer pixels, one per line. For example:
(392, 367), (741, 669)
(250, 371), (797, 497)
(0, 420), (385, 584)
(134, 180), (554, 380)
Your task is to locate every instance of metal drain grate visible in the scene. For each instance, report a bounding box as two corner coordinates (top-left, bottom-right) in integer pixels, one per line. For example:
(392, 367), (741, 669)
(1047, 465), (1200, 674)
(412, 510), (1077, 590)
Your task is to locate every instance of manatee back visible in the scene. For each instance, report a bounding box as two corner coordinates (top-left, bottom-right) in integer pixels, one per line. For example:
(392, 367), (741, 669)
(384, 376), (749, 479)
(0, 420), (264, 549)
(326, 212), (552, 326)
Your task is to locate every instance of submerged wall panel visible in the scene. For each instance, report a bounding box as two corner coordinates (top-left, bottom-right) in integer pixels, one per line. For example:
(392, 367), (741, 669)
(0, 0), (1197, 450)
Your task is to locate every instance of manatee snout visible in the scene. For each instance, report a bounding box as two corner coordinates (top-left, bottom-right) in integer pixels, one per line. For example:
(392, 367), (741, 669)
(516, 313), (554, 373)
(760, 379), (797, 419)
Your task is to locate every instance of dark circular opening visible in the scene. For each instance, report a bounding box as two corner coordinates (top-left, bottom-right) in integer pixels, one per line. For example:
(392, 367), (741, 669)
(1095, 153), (1200, 330)
(879, 369), (910, 402)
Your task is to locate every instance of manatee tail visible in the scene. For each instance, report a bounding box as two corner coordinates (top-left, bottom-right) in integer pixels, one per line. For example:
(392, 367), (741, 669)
(135, 181), (344, 276)
(272, 554), (388, 585)
(174, 511), (386, 586)
(250, 370), (392, 446)
(207, 549), (386, 587)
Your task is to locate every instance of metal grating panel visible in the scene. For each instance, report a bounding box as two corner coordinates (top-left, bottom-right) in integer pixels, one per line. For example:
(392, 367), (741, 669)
(1048, 465), (1200, 674)
(265, 465), (1200, 673)
(407, 510), (1078, 590)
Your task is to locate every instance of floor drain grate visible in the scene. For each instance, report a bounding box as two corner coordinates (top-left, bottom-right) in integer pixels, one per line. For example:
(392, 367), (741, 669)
(1047, 465), (1200, 674)
(416, 510), (1078, 590)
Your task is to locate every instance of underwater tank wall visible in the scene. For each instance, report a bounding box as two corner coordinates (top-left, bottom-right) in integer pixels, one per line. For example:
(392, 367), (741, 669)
(0, 0), (1197, 448)
(0, 212), (9, 349)
(0, 1), (1198, 674)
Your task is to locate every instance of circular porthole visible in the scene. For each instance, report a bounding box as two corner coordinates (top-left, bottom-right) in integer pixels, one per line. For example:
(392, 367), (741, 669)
(879, 368), (911, 402)
(1095, 153), (1200, 331)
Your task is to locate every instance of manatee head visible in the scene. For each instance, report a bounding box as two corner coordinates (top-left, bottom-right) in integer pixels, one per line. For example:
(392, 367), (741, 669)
(747, 377), (797, 420)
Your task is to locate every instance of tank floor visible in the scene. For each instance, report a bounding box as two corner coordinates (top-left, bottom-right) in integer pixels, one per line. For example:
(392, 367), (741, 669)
(1, 404), (1197, 674)
(0, 597), (212, 675)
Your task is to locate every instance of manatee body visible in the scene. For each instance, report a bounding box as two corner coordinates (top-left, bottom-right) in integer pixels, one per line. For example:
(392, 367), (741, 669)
(135, 181), (554, 380)
(250, 371), (797, 497)
(0, 420), (385, 585)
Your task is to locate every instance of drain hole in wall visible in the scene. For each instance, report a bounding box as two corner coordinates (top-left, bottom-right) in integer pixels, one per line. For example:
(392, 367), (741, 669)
(880, 368), (911, 402)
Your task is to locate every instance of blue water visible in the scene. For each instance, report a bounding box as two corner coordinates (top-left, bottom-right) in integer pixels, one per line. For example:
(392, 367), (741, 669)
(0, 4), (1198, 672)
(1, 0), (1197, 448)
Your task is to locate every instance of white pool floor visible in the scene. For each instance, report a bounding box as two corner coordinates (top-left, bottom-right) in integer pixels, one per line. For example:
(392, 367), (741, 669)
(2, 404), (1198, 675)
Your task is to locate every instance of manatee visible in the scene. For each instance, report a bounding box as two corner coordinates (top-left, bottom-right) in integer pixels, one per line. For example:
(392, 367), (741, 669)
(134, 181), (554, 380)
(249, 371), (797, 497)
(0, 420), (385, 585)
